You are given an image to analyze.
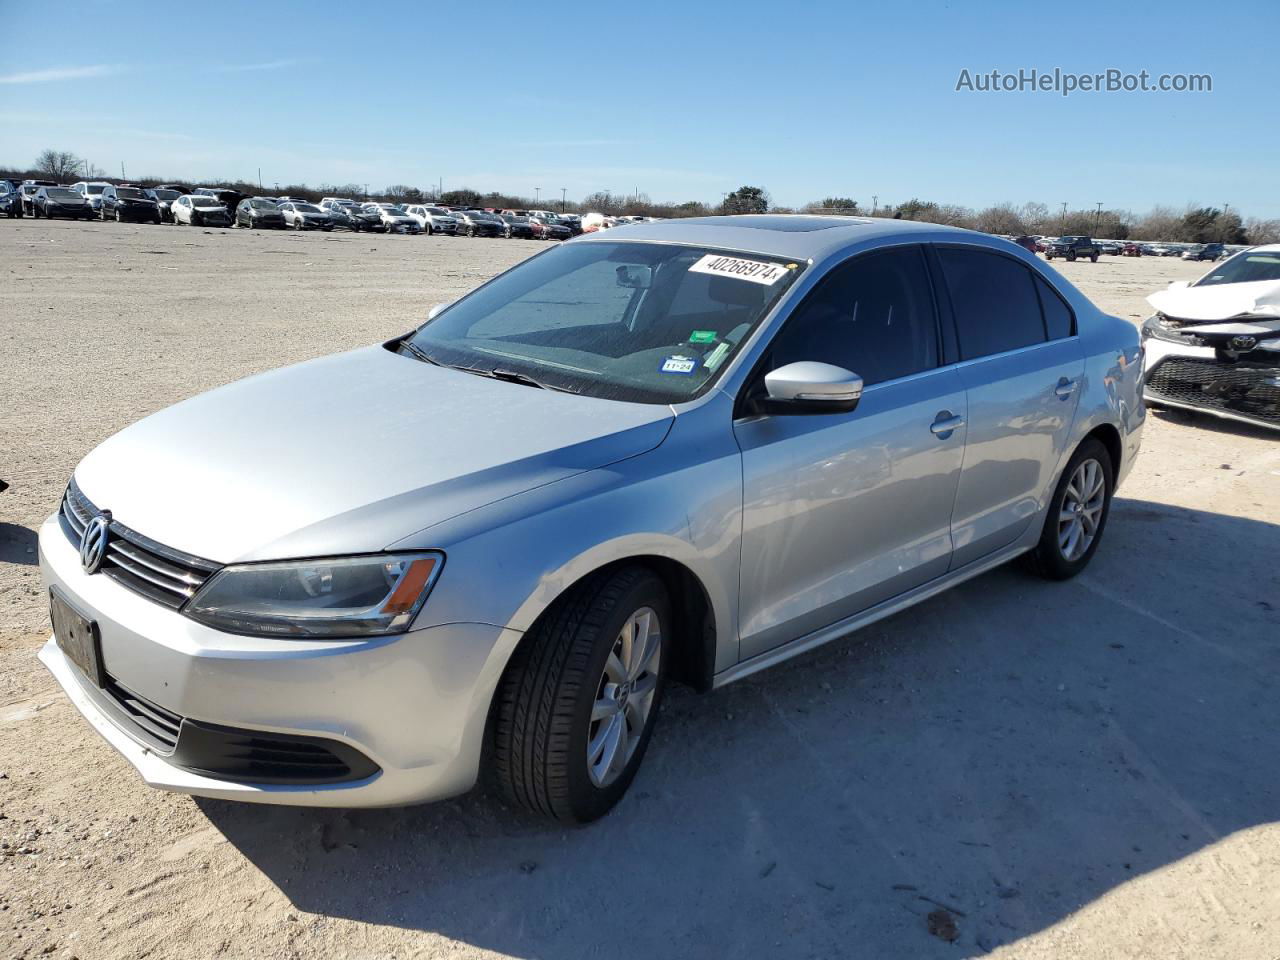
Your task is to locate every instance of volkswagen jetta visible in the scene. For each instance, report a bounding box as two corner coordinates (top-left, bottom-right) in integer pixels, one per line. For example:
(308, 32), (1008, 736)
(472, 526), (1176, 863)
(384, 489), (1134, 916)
(39, 215), (1144, 822)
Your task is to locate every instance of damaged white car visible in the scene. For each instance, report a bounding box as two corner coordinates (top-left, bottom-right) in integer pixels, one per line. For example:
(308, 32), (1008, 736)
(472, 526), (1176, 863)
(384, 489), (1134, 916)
(1142, 244), (1280, 431)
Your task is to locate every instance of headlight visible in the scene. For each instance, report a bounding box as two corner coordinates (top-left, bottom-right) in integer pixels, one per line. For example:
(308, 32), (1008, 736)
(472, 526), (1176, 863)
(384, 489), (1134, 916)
(184, 552), (443, 638)
(1141, 314), (1194, 345)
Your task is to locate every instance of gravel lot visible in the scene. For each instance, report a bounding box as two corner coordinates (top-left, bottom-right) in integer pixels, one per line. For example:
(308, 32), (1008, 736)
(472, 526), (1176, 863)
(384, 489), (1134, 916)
(2, 219), (1278, 960)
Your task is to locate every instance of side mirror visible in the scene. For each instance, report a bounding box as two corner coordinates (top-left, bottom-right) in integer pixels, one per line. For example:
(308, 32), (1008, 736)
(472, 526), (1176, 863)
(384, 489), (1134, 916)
(759, 361), (863, 415)
(427, 301), (453, 321)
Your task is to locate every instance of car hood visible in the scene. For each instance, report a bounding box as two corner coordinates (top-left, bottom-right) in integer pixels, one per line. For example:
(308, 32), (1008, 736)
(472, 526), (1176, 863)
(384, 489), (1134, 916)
(74, 345), (673, 563)
(1148, 279), (1280, 324)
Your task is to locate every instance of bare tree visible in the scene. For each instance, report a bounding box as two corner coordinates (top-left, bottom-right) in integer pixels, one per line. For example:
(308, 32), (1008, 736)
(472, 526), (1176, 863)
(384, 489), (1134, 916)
(1245, 217), (1280, 245)
(975, 202), (1026, 236)
(34, 149), (82, 181)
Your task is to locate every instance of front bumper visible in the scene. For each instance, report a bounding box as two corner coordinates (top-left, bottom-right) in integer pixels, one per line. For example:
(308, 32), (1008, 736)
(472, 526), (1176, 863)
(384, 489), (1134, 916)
(115, 204), (160, 221)
(38, 512), (520, 806)
(1143, 337), (1280, 431)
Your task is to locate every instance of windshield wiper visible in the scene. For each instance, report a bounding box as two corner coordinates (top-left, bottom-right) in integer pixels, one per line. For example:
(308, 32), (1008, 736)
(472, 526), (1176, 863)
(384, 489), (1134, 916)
(399, 339), (443, 366)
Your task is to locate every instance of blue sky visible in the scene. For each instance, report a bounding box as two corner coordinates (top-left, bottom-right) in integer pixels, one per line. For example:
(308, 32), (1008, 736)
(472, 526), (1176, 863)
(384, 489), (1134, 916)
(3, 0), (1275, 217)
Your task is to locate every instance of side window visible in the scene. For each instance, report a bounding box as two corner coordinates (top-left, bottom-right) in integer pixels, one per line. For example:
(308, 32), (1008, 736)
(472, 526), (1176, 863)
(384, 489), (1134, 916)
(764, 246), (939, 386)
(936, 247), (1046, 360)
(1035, 275), (1074, 340)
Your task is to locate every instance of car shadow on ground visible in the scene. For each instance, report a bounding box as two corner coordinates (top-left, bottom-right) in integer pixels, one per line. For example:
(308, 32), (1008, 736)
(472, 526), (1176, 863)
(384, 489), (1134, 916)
(0, 522), (38, 566)
(1146, 405), (1280, 441)
(200, 497), (1280, 958)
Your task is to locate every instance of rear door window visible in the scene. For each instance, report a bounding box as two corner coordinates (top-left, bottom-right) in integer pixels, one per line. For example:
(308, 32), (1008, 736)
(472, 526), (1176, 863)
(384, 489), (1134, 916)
(936, 247), (1047, 360)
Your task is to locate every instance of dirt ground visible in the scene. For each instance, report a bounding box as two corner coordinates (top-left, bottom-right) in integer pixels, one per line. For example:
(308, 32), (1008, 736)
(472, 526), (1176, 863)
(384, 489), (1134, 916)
(1, 219), (1278, 960)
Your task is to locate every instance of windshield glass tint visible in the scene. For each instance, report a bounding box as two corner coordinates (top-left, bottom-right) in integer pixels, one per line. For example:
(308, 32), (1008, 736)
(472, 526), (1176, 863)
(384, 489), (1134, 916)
(1196, 252), (1280, 286)
(407, 241), (803, 404)
(117, 188), (145, 198)
(47, 189), (79, 199)
(86, 184), (105, 194)
(153, 190), (179, 200)
(191, 197), (221, 207)
(295, 203), (323, 213)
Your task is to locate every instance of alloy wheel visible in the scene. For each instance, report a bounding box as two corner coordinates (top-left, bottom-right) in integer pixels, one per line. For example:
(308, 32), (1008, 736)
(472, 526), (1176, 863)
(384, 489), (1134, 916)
(587, 606), (662, 788)
(1058, 458), (1105, 561)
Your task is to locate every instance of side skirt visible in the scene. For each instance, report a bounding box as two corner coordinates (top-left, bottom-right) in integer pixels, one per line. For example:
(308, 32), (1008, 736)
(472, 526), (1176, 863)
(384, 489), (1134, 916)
(712, 541), (1032, 689)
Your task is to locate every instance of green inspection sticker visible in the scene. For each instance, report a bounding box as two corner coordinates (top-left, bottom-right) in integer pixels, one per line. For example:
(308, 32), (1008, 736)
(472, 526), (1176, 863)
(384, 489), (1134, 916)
(688, 330), (717, 343)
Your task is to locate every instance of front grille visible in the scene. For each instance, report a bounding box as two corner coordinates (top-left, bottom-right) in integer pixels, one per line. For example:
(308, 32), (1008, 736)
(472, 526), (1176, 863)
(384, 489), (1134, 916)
(1147, 357), (1280, 426)
(60, 479), (221, 608)
(97, 676), (378, 783)
(104, 676), (183, 751)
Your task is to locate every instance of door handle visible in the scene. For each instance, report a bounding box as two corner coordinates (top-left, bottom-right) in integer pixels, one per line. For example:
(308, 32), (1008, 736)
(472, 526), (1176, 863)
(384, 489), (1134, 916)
(930, 412), (965, 437)
(1055, 377), (1077, 400)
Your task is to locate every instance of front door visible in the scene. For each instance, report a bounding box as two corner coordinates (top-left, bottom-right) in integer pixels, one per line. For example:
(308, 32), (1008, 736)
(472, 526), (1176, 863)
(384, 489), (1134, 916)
(734, 245), (967, 660)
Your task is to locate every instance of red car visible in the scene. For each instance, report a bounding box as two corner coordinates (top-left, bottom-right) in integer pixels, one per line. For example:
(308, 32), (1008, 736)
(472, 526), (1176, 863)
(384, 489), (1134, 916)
(1122, 242), (1143, 257)
(1012, 235), (1038, 254)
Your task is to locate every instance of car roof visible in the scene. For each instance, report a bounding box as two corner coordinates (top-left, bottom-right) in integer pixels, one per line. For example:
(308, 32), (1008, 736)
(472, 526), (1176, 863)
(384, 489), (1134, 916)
(573, 214), (980, 260)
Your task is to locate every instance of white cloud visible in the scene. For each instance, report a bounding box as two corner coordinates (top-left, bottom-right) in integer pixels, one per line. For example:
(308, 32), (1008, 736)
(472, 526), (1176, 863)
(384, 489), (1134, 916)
(215, 59), (299, 73)
(0, 64), (127, 85)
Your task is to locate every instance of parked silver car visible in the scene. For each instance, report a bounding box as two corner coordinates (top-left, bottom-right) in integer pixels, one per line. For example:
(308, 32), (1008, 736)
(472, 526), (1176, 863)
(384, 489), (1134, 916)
(38, 215), (1144, 822)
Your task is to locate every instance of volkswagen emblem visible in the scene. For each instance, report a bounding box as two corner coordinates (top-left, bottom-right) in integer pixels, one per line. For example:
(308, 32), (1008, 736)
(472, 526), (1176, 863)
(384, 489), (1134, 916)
(1230, 335), (1258, 352)
(80, 511), (111, 574)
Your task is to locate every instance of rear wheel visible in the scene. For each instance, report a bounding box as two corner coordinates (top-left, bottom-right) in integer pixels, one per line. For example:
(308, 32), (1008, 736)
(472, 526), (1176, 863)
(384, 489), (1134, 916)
(1026, 438), (1114, 580)
(1090, 254), (1098, 263)
(492, 566), (670, 823)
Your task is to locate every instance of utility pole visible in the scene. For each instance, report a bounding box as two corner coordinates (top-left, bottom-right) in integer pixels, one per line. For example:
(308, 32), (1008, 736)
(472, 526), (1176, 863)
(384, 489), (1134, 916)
(872, 194), (878, 215)
(1060, 202), (1068, 229)
(1095, 201), (1103, 236)
(363, 183), (369, 200)
(560, 187), (566, 211)
(258, 167), (263, 189)
(535, 187), (541, 204)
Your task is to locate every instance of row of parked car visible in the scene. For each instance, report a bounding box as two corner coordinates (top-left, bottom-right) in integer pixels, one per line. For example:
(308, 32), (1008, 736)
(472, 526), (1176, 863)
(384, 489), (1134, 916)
(0, 178), (657, 240)
(1004, 233), (1239, 262)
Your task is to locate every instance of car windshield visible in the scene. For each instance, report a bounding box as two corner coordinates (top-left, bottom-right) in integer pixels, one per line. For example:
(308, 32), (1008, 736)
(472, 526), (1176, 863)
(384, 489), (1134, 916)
(191, 197), (222, 208)
(117, 188), (145, 198)
(406, 241), (804, 404)
(152, 190), (180, 200)
(251, 200), (277, 209)
(294, 203), (323, 213)
(427, 207), (450, 215)
(1195, 251), (1280, 287)
(85, 184), (105, 194)
(47, 188), (79, 199)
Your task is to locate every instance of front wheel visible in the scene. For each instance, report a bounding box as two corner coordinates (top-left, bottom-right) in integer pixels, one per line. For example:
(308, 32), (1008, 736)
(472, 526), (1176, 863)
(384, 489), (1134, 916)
(1026, 438), (1114, 580)
(1066, 251), (1076, 262)
(491, 566), (670, 823)
(1090, 254), (1098, 263)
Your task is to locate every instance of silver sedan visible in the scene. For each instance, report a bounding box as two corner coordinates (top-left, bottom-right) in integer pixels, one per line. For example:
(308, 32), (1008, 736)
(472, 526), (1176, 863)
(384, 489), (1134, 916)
(38, 215), (1144, 822)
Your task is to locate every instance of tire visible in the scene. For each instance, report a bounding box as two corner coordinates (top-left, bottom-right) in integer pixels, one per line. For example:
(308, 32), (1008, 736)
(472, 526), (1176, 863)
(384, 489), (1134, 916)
(425, 224), (433, 235)
(30, 205), (39, 219)
(1090, 254), (1098, 263)
(1025, 438), (1114, 581)
(294, 218), (302, 231)
(1066, 251), (1076, 262)
(491, 566), (671, 823)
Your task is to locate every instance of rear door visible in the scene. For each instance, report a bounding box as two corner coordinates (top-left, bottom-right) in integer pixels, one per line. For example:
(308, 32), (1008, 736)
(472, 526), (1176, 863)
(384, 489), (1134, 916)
(931, 245), (1084, 568)
(734, 245), (967, 659)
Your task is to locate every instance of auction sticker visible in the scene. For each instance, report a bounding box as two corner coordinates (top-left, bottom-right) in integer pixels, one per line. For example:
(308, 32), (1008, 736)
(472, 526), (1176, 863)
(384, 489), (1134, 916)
(660, 355), (699, 375)
(689, 254), (789, 286)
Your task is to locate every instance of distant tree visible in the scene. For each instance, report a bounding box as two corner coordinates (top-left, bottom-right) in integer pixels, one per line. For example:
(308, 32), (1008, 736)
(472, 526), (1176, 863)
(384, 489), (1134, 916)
(440, 188), (482, 207)
(892, 198), (938, 221)
(722, 185), (769, 214)
(975, 202), (1026, 236)
(1019, 201), (1051, 233)
(581, 190), (621, 214)
(34, 149), (82, 180)
(1245, 217), (1280, 245)
(803, 196), (858, 214)
(1129, 205), (1182, 242)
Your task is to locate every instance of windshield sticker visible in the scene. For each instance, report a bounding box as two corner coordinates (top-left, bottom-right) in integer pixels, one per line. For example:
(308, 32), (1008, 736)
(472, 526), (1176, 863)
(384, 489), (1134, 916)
(689, 254), (789, 286)
(688, 329), (717, 343)
(660, 355), (699, 375)
(703, 342), (732, 372)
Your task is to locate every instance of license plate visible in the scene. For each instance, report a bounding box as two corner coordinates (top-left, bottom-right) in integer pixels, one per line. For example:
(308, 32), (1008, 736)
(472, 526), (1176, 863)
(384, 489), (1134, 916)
(51, 587), (106, 688)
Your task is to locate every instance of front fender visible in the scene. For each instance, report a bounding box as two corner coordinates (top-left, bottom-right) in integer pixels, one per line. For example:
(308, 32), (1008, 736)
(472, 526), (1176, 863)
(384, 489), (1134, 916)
(393, 393), (745, 674)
